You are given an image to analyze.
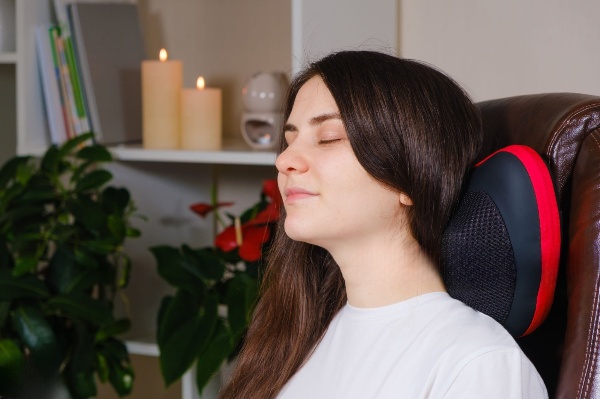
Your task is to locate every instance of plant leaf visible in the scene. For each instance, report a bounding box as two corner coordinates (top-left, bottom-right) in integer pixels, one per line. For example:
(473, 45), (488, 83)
(160, 292), (218, 386)
(95, 318), (131, 342)
(0, 269), (50, 300)
(75, 169), (113, 193)
(107, 214), (126, 242)
(159, 317), (203, 386)
(226, 273), (259, 339)
(195, 320), (233, 395)
(48, 293), (114, 326)
(181, 246), (226, 281)
(76, 145), (112, 162)
(100, 338), (134, 396)
(117, 255), (131, 288)
(151, 246), (205, 295)
(0, 338), (25, 391)
(64, 321), (97, 399)
(157, 290), (197, 349)
(12, 256), (38, 277)
(58, 132), (94, 158)
(0, 156), (31, 190)
(12, 305), (62, 378)
(66, 196), (107, 233)
(40, 145), (60, 175)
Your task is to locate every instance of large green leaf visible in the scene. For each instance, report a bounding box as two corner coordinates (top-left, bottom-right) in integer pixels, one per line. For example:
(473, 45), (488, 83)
(160, 318), (204, 386)
(65, 321), (97, 399)
(58, 132), (94, 158)
(159, 293), (218, 386)
(151, 246), (205, 294)
(102, 187), (130, 215)
(66, 196), (106, 233)
(0, 156), (32, 190)
(226, 273), (259, 339)
(0, 269), (50, 300)
(107, 214), (126, 242)
(75, 169), (113, 193)
(195, 320), (233, 395)
(48, 293), (114, 326)
(0, 338), (25, 391)
(12, 256), (39, 277)
(98, 338), (134, 396)
(95, 318), (131, 342)
(49, 247), (112, 294)
(12, 305), (62, 378)
(0, 205), (45, 228)
(181, 246), (226, 281)
(95, 336), (130, 394)
(17, 174), (56, 204)
(40, 145), (60, 175)
(76, 145), (112, 162)
(157, 290), (197, 349)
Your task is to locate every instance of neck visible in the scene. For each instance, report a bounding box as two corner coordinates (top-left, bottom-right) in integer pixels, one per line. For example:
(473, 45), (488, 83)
(328, 232), (446, 308)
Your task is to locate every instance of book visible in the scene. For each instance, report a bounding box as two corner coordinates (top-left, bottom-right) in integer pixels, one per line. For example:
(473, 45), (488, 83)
(49, 26), (77, 140)
(52, 27), (83, 136)
(67, 2), (145, 145)
(35, 25), (68, 144)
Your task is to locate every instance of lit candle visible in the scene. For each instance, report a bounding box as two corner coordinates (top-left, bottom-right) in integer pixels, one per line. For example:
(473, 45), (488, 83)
(141, 49), (182, 149)
(181, 76), (222, 151)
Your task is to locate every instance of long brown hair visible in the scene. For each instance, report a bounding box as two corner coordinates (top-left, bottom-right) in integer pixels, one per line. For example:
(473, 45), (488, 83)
(220, 51), (482, 399)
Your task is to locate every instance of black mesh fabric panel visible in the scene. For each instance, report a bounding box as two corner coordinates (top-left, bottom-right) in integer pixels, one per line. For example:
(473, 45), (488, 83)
(441, 190), (517, 324)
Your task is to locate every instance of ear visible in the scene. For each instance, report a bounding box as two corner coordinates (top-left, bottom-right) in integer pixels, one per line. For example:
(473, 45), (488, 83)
(399, 193), (413, 206)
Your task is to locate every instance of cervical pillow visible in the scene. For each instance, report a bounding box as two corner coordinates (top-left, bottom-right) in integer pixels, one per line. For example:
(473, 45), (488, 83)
(441, 145), (561, 337)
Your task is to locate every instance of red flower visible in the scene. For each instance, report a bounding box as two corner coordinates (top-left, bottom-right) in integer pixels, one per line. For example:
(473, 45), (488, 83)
(190, 202), (233, 218)
(214, 223), (272, 262)
(190, 180), (282, 262)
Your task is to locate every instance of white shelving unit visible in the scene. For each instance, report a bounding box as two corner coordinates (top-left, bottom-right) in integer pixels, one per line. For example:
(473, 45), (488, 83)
(0, 52), (17, 63)
(109, 142), (277, 166)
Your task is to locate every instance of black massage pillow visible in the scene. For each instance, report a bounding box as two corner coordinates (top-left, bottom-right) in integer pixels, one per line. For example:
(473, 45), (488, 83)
(441, 145), (561, 337)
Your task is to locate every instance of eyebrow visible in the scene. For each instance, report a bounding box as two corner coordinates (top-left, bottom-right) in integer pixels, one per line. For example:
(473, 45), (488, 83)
(283, 112), (342, 132)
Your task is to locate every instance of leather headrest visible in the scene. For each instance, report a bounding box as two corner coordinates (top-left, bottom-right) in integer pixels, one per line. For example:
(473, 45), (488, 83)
(441, 145), (561, 337)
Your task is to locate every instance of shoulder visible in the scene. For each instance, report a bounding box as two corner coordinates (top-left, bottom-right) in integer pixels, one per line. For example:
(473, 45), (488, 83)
(438, 347), (548, 398)
(413, 293), (516, 348)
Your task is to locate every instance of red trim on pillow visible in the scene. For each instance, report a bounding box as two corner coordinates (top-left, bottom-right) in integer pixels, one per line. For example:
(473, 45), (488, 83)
(497, 145), (561, 336)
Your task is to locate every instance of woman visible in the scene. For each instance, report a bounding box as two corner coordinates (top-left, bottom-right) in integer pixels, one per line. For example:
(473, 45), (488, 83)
(220, 51), (547, 398)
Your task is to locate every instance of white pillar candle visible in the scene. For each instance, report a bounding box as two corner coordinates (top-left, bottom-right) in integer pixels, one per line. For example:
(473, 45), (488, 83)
(142, 49), (182, 149)
(181, 76), (222, 151)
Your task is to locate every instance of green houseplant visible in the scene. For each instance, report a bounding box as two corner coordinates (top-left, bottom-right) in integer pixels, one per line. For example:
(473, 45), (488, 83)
(0, 133), (139, 398)
(152, 179), (281, 395)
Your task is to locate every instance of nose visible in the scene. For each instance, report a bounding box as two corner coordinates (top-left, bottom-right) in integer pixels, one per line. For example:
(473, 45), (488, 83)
(275, 143), (309, 175)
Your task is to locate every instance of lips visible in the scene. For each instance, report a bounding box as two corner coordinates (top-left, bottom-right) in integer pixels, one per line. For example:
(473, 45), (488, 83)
(284, 187), (318, 203)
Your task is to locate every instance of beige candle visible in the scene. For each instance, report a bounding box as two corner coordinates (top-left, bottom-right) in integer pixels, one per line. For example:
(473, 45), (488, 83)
(142, 49), (182, 149)
(181, 76), (222, 151)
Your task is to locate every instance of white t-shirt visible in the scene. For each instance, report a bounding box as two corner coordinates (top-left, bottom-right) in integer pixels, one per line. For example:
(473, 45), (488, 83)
(277, 292), (548, 399)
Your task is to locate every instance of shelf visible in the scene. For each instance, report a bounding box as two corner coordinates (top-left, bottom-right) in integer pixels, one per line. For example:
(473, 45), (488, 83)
(125, 334), (159, 357)
(109, 140), (277, 166)
(0, 53), (17, 63)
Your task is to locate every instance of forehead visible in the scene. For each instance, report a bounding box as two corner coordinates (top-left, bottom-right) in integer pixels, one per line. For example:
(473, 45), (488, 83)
(288, 76), (339, 122)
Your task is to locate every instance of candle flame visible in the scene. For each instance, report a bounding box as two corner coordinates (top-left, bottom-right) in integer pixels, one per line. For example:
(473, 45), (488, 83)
(196, 76), (206, 90)
(159, 48), (168, 62)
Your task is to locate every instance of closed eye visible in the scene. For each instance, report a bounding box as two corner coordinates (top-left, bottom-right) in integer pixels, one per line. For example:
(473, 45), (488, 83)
(319, 138), (342, 145)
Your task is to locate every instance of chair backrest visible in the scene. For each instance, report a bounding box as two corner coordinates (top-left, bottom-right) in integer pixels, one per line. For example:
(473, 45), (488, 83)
(476, 93), (600, 398)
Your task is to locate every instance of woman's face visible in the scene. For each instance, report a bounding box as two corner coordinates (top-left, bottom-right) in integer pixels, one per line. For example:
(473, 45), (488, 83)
(276, 76), (405, 250)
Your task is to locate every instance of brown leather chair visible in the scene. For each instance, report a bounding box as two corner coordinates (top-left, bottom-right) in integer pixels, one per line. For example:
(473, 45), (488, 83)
(477, 94), (600, 398)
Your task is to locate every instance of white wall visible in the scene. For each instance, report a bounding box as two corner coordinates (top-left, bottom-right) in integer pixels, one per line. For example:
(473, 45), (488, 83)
(292, 0), (397, 74)
(399, 0), (600, 101)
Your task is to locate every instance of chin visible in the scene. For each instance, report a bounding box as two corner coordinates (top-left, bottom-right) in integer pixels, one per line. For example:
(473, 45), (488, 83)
(284, 219), (320, 245)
